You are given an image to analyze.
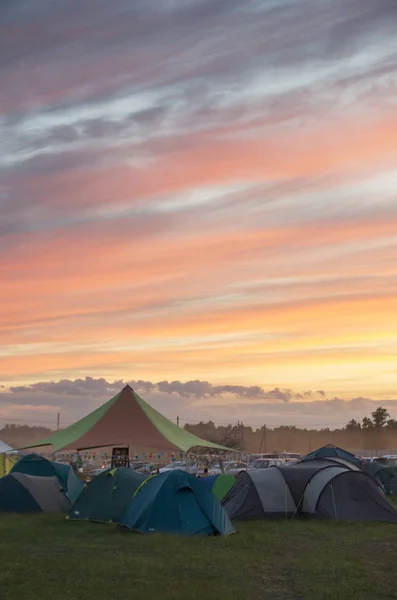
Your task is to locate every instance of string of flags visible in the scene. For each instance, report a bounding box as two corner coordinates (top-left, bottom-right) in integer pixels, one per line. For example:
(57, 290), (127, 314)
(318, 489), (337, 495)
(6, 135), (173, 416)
(50, 451), (185, 461)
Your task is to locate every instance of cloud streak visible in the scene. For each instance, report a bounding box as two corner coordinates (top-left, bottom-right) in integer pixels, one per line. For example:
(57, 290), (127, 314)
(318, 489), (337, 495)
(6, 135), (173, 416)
(1, 377), (397, 429)
(1, 0), (397, 416)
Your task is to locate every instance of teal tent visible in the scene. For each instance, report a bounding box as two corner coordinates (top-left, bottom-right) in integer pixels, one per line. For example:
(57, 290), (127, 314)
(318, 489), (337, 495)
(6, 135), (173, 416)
(363, 462), (397, 495)
(68, 467), (146, 523)
(10, 453), (83, 505)
(121, 470), (235, 536)
(300, 445), (361, 467)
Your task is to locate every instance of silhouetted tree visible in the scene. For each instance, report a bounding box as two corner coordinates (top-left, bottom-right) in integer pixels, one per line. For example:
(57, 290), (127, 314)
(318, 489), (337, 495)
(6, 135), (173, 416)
(371, 407), (390, 428)
(345, 419), (361, 430)
(189, 426), (243, 471)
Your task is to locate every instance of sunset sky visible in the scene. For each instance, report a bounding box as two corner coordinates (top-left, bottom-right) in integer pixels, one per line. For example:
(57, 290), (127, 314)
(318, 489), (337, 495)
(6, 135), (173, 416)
(1, 0), (397, 430)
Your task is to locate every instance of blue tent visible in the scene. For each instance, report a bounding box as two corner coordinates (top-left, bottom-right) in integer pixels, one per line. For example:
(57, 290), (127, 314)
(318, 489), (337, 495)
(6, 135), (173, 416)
(121, 470), (235, 536)
(300, 445), (361, 467)
(10, 453), (83, 504)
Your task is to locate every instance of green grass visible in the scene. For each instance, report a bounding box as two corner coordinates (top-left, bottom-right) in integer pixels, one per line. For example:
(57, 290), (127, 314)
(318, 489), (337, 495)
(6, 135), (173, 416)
(1, 516), (397, 600)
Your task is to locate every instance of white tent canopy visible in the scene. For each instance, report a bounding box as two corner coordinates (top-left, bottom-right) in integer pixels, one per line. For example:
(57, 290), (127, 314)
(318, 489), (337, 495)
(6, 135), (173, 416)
(0, 440), (15, 453)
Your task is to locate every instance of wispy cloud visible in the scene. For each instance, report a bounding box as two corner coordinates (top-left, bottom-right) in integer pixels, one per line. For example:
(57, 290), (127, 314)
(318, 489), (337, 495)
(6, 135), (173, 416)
(1, 377), (396, 429)
(1, 0), (397, 415)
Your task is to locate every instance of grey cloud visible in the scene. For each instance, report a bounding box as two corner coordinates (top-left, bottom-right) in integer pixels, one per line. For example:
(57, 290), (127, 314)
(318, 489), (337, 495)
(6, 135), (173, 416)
(6, 377), (319, 403)
(9, 377), (123, 397)
(2, 377), (397, 430)
(2, 0), (396, 190)
(1, 0), (397, 252)
(2, 0), (396, 113)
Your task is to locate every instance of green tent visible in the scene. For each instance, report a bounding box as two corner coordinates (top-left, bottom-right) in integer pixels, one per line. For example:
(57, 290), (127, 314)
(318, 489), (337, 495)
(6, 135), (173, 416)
(120, 469), (235, 536)
(68, 467), (146, 523)
(19, 385), (231, 453)
(10, 453), (83, 505)
(199, 474), (236, 501)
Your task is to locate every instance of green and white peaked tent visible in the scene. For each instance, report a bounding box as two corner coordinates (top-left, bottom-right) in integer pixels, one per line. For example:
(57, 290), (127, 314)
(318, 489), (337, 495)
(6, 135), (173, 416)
(19, 385), (230, 453)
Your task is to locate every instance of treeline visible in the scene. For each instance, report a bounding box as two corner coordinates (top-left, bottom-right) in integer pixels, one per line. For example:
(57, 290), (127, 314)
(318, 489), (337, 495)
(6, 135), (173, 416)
(0, 424), (53, 449)
(2, 406), (397, 454)
(185, 407), (397, 454)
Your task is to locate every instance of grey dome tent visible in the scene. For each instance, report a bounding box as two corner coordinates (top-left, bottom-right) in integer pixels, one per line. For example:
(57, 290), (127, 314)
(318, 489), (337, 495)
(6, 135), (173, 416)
(222, 460), (397, 523)
(10, 453), (83, 505)
(0, 473), (71, 514)
(221, 469), (296, 520)
(298, 456), (361, 472)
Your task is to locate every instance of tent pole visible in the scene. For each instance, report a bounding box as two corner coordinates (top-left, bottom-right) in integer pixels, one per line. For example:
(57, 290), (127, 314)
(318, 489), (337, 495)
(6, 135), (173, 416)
(331, 483), (337, 521)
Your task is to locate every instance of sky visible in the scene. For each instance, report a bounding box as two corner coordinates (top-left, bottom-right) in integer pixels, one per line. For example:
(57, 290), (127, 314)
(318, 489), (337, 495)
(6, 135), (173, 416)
(1, 0), (397, 430)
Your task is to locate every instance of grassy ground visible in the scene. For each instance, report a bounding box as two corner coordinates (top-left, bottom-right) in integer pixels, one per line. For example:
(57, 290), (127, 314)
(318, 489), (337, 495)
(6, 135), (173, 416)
(1, 516), (397, 600)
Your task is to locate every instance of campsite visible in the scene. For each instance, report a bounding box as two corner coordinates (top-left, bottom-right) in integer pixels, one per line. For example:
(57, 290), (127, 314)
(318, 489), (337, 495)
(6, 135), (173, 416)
(3, 1), (397, 597)
(2, 386), (397, 599)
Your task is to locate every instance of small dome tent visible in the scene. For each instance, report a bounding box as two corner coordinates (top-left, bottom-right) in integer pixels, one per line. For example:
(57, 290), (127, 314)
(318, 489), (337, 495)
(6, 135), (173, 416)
(10, 453), (83, 504)
(121, 470), (235, 536)
(222, 469), (296, 520)
(68, 467), (146, 524)
(0, 473), (71, 514)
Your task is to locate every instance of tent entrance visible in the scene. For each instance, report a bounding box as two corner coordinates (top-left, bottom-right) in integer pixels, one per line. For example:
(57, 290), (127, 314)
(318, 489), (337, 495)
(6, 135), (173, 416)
(176, 487), (214, 536)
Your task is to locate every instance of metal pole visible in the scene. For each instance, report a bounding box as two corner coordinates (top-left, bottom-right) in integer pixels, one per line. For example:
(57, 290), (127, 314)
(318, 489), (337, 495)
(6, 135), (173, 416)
(331, 483), (337, 520)
(56, 413), (60, 431)
(177, 416), (179, 427)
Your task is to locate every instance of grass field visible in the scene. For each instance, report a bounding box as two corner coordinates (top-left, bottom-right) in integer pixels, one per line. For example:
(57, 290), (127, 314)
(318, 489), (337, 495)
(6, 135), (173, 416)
(1, 516), (397, 600)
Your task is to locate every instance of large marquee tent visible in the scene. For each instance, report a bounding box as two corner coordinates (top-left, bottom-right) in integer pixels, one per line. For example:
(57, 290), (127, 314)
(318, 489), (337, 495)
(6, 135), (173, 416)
(19, 385), (231, 453)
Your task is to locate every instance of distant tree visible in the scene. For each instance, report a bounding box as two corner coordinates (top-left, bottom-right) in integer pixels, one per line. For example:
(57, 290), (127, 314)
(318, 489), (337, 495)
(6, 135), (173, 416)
(371, 407), (390, 428)
(345, 419), (361, 430)
(387, 419), (397, 429)
(362, 416), (374, 429)
(189, 425), (243, 472)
